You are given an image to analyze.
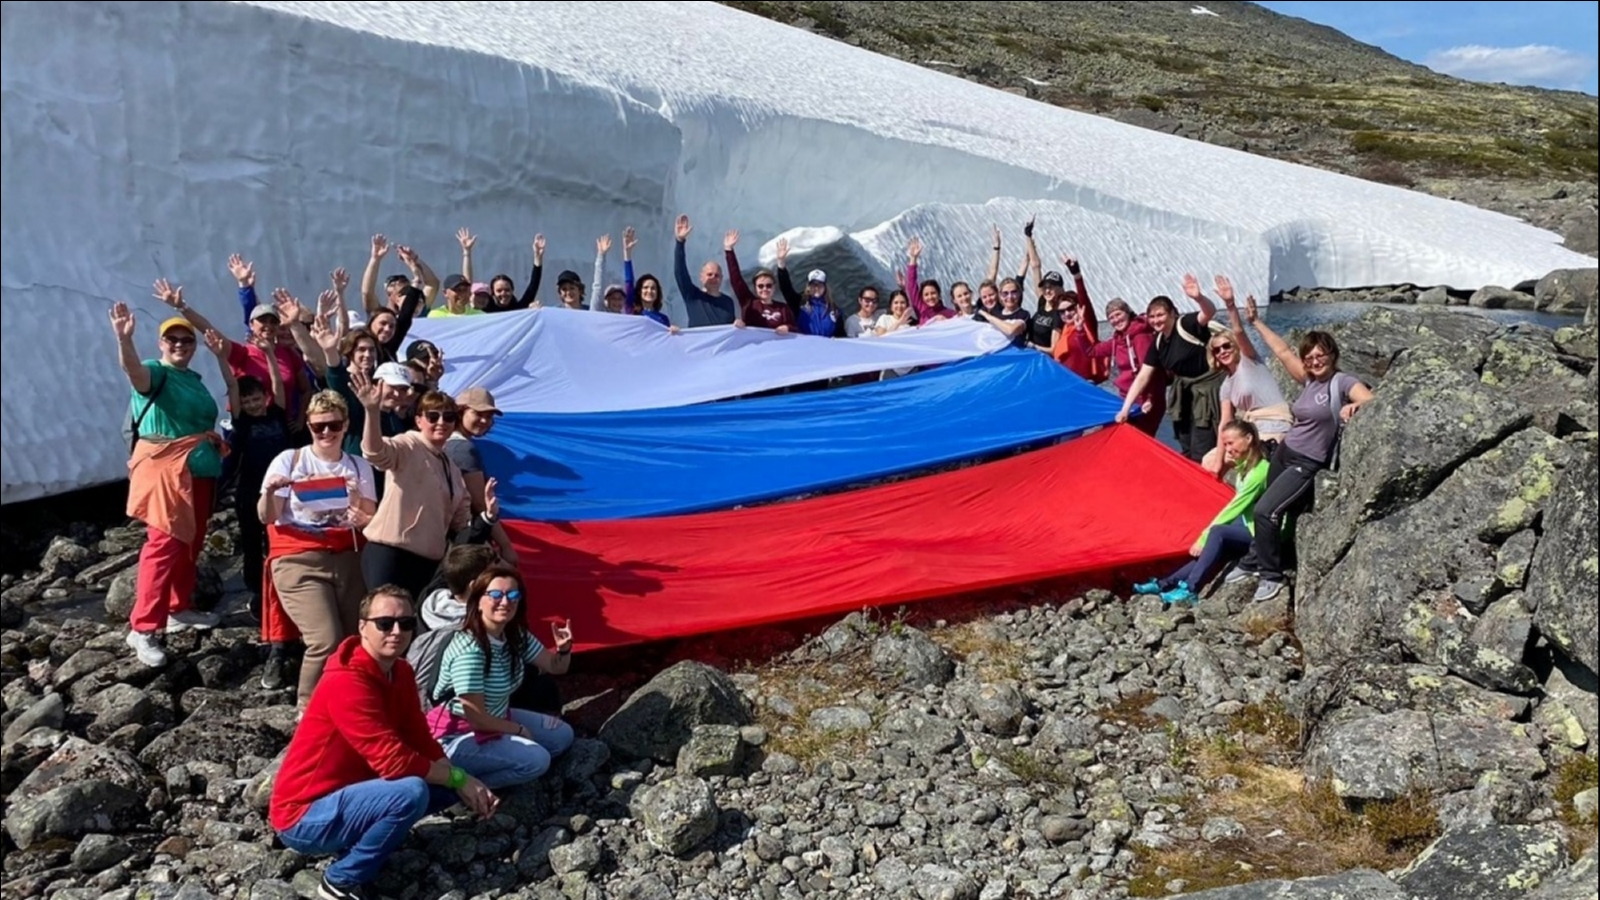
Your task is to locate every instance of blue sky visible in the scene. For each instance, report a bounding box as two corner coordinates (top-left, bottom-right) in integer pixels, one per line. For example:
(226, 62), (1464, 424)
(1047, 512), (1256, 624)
(1256, 1), (1599, 95)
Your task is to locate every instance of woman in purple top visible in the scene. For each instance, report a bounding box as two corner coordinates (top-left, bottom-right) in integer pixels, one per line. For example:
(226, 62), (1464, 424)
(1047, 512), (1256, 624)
(903, 237), (960, 325)
(1230, 302), (1373, 602)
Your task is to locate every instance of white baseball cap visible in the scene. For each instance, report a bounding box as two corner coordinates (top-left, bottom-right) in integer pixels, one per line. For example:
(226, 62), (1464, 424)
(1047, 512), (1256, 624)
(373, 362), (414, 387)
(807, 269), (827, 284)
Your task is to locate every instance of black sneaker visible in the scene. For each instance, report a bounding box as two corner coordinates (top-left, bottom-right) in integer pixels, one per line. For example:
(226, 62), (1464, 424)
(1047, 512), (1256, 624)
(261, 650), (287, 691)
(246, 593), (263, 624)
(317, 874), (372, 900)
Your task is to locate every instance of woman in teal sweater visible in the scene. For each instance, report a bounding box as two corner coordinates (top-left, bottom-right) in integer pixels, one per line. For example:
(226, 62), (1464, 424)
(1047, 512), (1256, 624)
(1135, 420), (1270, 604)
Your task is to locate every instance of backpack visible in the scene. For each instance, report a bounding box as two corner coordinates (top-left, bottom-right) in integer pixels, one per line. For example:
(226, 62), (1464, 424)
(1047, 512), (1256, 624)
(123, 367), (170, 455)
(1322, 372), (1354, 474)
(407, 626), (459, 711)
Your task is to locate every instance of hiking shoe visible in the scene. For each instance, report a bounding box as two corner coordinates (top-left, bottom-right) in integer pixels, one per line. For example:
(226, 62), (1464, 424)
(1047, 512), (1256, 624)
(317, 875), (372, 900)
(167, 609), (221, 633)
(126, 630), (168, 667)
(1223, 566), (1255, 586)
(1132, 579), (1162, 596)
(261, 651), (288, 691)
(1253, 579), (1285, 602)
(1160, 583), (1198, 605)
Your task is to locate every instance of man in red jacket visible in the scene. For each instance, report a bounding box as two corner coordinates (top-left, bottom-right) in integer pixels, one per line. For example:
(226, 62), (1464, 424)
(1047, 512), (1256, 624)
(270, 585), (498, 900)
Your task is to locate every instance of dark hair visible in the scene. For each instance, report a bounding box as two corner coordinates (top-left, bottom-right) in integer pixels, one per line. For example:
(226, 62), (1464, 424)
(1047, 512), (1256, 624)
(384, 274), (411, 289)
(752, 269), (776, 288)
(442, 544), (501, 597)
(1220, 419), (1266, 472)
(858, 285), (881, 301)
(414, 390), (456, 416)
(634, 274), (665, 311)
(339, 326), (379, 361)
(462, 565), (529, 682)
(919, 279), (943, 303)
(1147, 295), (1178, 317)
(951, 280), (971, 296)
(999, 277), (1023, 302)
(368, 307), (397, 326)
(1299, 331), (1341, 367)
(237, 375), (266, 397)
(359, 584), (413, 619)
(489, 274), (515, 298)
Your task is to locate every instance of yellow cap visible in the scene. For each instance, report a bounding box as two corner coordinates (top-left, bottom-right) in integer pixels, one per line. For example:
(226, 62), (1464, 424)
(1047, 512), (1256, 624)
(158, 316), (196, 337)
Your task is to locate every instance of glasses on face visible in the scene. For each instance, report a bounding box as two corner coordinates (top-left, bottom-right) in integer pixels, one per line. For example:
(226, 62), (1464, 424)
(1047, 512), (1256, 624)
(423, 410), (459, 424)
(484, 589), (523, 604)
(363, 615), (418, 633)
(1001, 290), (1019, 298)
(1213, 343), (1234, 352)
(164, 335), (196, 347)
(755, 283), (775, 292)
(308, 420), (345, 434)
(1304, 352), (1330, 364)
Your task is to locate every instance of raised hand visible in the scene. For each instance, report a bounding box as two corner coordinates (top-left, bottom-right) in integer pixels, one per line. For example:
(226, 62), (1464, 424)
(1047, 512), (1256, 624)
(1023, 215), (1036, 238)
(1059, 253), (1078, 270)
(1182, 273), (1203, 301)
(723, 229), (739, 252)
(992, 225), (1001, 247)
(597, 234), (612, 255)
(1214, 275), (1236, 304)
(396, 245), (419, 269)
(484, 476), (500, 521)
(456, 227), (476, 251)
(775, 237), (789, 265)
(271, 287), (303, 323)
(330, 267), (350, 295)
(674, 214), (691, 242)
(1244, 294), (1259, 324)
(203, 328), (228, 357)
(349, 366), (383, 410)
(152, 279), (183, 309)
(551, 619), (574, 654)
(310, 314), (340, 353)
(533, 234), (546, 259)
(623, 226), (637, 257)
(316, 289), (340, 319)
(228, 254), (256, 288)
(371, 234), (389, 259)
(109, 302), (136, 340)
(907, 236), (922, 260)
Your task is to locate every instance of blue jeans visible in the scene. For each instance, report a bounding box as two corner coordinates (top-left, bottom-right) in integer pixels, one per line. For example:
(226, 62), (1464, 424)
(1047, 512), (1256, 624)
(277, 776), (458, 888)
(1162, 523), (1254, 592)
(443, 709), (575, 790)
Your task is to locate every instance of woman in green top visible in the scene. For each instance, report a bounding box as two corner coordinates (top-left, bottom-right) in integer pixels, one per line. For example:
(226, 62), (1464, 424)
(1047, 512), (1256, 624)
(427, 566), (575, 789)
(1133, 420), (1270, 605)
(111, 295), (226, 668)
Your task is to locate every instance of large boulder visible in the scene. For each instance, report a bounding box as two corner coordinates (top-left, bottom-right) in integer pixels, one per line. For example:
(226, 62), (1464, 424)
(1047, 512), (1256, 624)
(597, 661), (752, 764)
(1527, 446), (1599, 676)
(1307, 710), (1545, 801)
(1164, 869), (1406, 899)
(4, 780), (145, 849)
(1296, 344), (1531, 582)
(1535, 268), (1599, 316)
(1480, 327), (1597, 437)
(1395, 824), (1569, 900)
(1297, 428), (1572, 664)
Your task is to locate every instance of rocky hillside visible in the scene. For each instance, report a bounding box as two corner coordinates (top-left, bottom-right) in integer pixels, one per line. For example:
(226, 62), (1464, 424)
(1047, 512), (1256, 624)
(2, 300), (1597, 900)
(719, 0), (1600, 255)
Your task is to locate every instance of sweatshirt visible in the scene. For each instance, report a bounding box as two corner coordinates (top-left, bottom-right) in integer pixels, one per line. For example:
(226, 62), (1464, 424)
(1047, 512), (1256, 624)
(269, 636), (446, 831)
(1204, 456), (1270, 541)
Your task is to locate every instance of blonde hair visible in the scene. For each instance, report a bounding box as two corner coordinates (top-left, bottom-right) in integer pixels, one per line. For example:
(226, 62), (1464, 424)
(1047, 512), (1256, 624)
(306, 389), (349, 420)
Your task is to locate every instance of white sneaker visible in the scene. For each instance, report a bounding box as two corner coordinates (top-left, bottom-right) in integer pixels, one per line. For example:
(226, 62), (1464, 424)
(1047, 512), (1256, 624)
(166, 609), (222, 633)
(126, 630), (169, 667)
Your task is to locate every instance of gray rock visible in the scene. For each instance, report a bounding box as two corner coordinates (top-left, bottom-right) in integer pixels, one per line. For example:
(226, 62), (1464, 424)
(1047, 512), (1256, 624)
(954, 682), (1027, 737)
(1527, 446), (1599, 675)
(138, 719), (285, 773)
(598, 661), (751, 764)
(1416, 286), (1452, 306)
(1472, 593), (1534, 664)
(52, 648), (116, 689)
(40, 537), (96, 581)
(807, 706), (872, 732)
(105, 568), (138, 620)
(1481, 328), (1596, 437)
(1396, 824), (1568, 900)
(911, 863), (980, 900)
(1573, 788), (1599, 823)
(675, 724), (744, 778)
(3, 692), (65, 744)
(1469, 285), (1534, 310)
(1202, 817), (1246, 842)
(82, 683), (154, 740)
(1165, 868), (1405, 898)
(17, 736), (148, 799)
(548, 837), (601, 876)
(1331, 663), (1530, 721)
(881, 708), (963, 757)
(1308, 710), (1545, 800)
(1535, 268), (1599, 316)
(1436, 772), (1536, 829)
(631, 775), (719, 856)
(71, 833), (134, 872)
(1401, 601), (1539, 694)
(4, 779), (145, 848)
(871, 627), (955, 689)
(1525, 847), (1598, 900)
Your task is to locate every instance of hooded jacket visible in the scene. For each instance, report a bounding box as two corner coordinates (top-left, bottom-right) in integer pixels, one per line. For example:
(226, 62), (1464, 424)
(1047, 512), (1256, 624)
(269, 636), (445, 832)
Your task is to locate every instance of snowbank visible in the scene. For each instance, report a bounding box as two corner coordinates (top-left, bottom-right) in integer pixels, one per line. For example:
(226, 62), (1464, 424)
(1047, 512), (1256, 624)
(1, 0), (1593, 502)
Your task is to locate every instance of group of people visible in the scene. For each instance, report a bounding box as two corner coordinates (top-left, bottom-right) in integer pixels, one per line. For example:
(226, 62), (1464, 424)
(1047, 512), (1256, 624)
(108, 215), (1367, 899)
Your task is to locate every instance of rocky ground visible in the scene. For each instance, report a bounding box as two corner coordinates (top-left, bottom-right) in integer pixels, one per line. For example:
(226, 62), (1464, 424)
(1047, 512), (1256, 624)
(718, 0), (1600, 258)
(3, 300), (1598, 900)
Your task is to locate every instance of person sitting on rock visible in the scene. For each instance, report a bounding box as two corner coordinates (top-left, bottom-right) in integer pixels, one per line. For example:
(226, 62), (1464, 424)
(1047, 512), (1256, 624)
(270, 584), (498, 900)
(1228, 303), (1374, 602)
(427, 566), (575, 789)
(1203, 276), (1291, 474)
(111, 287), (227, 668)
(1134, 420), (1271, 604)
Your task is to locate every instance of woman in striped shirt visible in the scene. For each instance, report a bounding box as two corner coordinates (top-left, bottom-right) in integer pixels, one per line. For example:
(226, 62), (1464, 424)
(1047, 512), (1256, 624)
(428, 566), (575, 788)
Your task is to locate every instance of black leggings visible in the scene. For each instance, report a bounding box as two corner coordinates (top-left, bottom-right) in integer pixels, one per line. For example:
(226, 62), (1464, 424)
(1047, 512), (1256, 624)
(1245, 443), (1323, 580)
(361, 542), (442, 603)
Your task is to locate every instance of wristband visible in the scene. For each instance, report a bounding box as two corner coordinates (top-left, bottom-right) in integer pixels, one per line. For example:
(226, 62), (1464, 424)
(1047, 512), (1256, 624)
(447, 765), (467, 790)
(557, 646), (571, 657)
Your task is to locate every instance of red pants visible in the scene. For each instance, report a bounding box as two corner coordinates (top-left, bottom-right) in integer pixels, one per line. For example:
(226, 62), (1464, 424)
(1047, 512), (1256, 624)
(131, 477), (215, 633)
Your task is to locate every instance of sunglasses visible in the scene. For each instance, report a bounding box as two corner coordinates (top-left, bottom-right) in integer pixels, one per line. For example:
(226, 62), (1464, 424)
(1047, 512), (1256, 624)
(485, 589), (523, 604)
(755, 283), (775, 291)
(308, 420), (345, 434)
(1213, 342), (1234, 351)
(164, 335), (196, 346)
(423, 410), (459, 424)
(1000, 291), (1020, 298)
(363, 615), (418, 633)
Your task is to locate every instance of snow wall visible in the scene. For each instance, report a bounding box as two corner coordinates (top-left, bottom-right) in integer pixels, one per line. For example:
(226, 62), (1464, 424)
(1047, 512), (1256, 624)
(1, 0), (1595, 503)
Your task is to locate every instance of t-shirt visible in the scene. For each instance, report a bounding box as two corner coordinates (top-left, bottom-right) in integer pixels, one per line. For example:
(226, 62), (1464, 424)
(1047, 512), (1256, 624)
(1027, 309), (1061, 349)
(443, 434), (483, 477)
(226, 341), (304, 410)
(427, 307), (485, 318)
(437, 631), (546, 718)
(845, 313), (875, 338)
(131, 361), (223, 478)
(1285, 373), (1357, 464)
(262, 447), (378, 529)
(1143, 312), (1211, 380)
(745, 301), (794, 331)
(232, 407), (292, 489)
(989, 308), (1031, 348)
(1220, 356), (1291, 437)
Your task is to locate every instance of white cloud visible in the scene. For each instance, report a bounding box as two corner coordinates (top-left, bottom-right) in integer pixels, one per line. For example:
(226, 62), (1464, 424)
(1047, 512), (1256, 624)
(1424, 44), (1596, 90)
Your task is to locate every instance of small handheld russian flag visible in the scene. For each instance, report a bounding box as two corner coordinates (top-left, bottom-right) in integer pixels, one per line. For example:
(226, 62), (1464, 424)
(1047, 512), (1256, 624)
(290, 476), (350, 521)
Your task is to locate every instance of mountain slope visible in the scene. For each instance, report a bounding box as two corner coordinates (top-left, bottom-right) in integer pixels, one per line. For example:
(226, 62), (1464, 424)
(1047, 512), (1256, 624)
(721, 0), (1599, 255)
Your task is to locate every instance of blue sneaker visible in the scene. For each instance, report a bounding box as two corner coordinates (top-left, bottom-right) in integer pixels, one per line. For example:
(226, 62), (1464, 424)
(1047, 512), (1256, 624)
(1133, 579), (1162, 596)
(1160, 583), (1198, 605)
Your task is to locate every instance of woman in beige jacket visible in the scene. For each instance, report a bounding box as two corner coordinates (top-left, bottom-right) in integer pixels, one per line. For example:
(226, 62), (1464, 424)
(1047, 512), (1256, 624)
(350, 369), (475, 599)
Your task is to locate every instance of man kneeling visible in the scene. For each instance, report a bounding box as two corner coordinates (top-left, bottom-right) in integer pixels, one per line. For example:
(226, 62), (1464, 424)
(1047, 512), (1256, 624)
(270, 585), (498, 900)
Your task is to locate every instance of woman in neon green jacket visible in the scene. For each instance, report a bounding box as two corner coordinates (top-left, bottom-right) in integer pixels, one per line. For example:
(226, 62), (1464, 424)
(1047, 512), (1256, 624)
(1134, 420), (1270, 604)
